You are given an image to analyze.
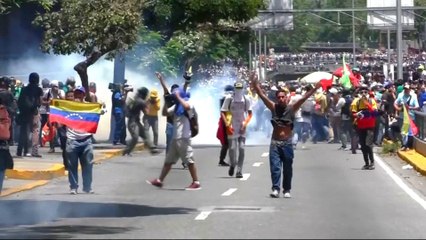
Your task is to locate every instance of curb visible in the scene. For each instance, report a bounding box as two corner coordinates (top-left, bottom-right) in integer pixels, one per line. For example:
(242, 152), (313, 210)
(382, 139), (426, 176)
(0, 180), (49, 197)
(397, 150), (426, 176)
(5, 143), (145, 180)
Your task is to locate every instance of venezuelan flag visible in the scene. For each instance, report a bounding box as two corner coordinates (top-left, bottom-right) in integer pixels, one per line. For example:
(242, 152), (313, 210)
(50, 99), (102, 133)
(402, 104), (419, 136)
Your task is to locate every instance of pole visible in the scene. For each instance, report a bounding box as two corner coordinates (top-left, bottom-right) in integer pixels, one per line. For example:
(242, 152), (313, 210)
(387, 29), (391, 79)
(254, 31), (257, 72)
(249, 41), (252, 72)
(397, 0), (403, 80)
(264, 33), (267, 82)
(352, 0), (356, 65)
(258, 30), (262, 81)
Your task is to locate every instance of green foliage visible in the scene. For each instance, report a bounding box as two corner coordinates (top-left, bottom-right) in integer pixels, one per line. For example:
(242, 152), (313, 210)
(0, 0), (54, 14)
(130, 0), (265, 77)
(382, 140), (401, 155)
(33, 0), (144, 58)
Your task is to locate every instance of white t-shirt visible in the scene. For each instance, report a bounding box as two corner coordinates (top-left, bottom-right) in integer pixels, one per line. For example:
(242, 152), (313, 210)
(221, 95), (252, 138)
(167, 101), (196, 139)
(289, 94), (302, 121)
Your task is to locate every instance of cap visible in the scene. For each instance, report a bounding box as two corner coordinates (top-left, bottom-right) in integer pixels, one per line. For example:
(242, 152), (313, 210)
(74, 86), (86, 94)
(50, 80), (59, 87)
(352, 67), (360, 72)
(329, 88), (338, 95)
(234, 81), (244, 89)
(224, 85), (234, 92)
(403, 83), (410, 89)
(150, 89), (158, 98)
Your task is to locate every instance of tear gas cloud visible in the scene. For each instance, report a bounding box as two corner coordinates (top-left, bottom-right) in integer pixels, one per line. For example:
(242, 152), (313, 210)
(5, 54), (269, 146)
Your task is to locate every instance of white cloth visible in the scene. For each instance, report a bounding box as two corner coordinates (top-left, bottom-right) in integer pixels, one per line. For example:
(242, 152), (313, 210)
(221, 94), (252, 138)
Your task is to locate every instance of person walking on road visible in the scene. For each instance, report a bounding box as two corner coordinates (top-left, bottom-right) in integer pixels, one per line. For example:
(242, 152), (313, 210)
(147, 87), (201, 190)
(144, 89), (160, 147)
(351, 85), (379, 170)
(122, 87), (160, 156)
(252, 72), (322, 198)
(216, 85), (234, 167)
(220, 81), (253, 178)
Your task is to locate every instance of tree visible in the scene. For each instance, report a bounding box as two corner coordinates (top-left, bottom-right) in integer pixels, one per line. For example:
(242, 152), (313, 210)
(128, 0), (266, 77)
(33, 0), (144, 100)
(0, 0), (53, 14)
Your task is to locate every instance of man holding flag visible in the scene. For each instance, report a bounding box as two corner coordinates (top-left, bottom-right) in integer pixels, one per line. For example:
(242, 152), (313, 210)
(394, 83), (419, 151)
(50, 86), (102, 195)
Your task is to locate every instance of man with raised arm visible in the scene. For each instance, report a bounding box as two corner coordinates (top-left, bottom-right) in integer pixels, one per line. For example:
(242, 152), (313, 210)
(251, 72), (322, 198)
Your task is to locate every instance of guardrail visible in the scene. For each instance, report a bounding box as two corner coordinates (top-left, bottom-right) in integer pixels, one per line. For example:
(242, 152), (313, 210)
(414, 111), (426, 141)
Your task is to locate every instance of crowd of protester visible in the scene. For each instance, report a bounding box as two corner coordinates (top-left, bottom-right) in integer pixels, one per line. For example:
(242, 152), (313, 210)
(1, 50), (426, 196)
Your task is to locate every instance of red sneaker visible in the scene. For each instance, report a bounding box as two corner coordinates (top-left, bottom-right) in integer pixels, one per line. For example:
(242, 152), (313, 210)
(185, 182), (201, 190)
(146, 179), (163, 188)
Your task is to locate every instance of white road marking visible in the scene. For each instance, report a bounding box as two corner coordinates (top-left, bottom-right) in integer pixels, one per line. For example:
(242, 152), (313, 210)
(375, 154), (426, 210)
(261, 152), (269, 157)
(195, 211), (212, 220)
(253, 162), (264, 167)
(240, 173), (251, 181)
(221, 188), (238, 196)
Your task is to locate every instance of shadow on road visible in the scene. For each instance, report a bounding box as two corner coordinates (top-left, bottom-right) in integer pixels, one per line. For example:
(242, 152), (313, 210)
(0, 225), (133, 239)
(0, 200), (195, 227)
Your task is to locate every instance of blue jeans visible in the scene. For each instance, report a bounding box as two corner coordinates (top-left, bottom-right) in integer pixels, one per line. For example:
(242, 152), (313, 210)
(113, 112), (125, 144)
(311, 114), (329, 143)
(66, 138), (94, 192)
(0, 170), (5, 194)
(165, 122), (174, 153)
(269, 140), (294, 192)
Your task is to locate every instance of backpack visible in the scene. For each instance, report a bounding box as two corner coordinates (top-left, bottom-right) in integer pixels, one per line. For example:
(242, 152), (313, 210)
(341, 95), (353, 117)
(17, 87), (39, 115)
(184, 108), (199, 138)
(0, 105), (11, 141)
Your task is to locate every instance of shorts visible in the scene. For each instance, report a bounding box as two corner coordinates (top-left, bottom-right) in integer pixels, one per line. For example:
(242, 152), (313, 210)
(165, 138), (194, 165)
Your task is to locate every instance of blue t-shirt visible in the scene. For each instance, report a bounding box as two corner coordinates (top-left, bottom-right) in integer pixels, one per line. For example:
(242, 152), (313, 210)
(395, 92), (419, 119)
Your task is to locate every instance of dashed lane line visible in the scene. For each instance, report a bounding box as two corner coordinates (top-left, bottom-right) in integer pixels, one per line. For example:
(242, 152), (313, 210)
(221, 188), (238, 196)
(195, 211), (212, 220)
(240, 173), (250, 181)
(261, 152), (269, 157)
(253, 162), (264, 167)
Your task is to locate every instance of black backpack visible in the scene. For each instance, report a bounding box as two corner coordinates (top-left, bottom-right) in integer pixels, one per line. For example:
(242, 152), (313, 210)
(17, 86), (40, 115)
(184, 109), (199, 138)
(341, 95), (353, 117)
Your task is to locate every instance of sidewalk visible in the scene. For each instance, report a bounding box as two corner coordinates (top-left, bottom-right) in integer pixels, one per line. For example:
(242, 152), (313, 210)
(1, 143), (145, 197)
(383, 139), (426, 176)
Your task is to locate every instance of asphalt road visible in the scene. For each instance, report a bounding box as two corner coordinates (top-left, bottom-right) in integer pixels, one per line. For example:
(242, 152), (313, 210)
(1, 141), (426, 239)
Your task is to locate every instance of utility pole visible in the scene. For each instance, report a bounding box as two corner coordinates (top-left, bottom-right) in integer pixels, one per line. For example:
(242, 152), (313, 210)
(352, 0), (356, 65)
(397, 0), (403, 80)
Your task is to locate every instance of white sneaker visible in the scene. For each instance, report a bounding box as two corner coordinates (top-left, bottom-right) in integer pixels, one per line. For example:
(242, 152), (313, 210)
(270, 189), (279, 198)
(283, 191), (291, 198)
(70, 189), (77, 195)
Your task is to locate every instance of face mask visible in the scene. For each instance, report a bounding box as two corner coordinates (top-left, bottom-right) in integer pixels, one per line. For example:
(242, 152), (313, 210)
(234, 88), (244, 100)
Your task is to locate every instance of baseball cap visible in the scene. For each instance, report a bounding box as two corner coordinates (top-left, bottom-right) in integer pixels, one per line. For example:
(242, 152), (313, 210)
(74, 86), (86, 94)
(329, 88), (338, 95)
(403, 83), (410, 89)
(234, 81), (244, 89)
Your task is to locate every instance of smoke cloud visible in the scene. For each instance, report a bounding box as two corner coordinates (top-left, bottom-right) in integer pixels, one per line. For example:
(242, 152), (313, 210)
(5, 54), (269, 146)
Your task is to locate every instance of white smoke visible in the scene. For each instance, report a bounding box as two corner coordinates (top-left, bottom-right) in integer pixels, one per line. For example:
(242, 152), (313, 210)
(6, 54), (269, 146)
